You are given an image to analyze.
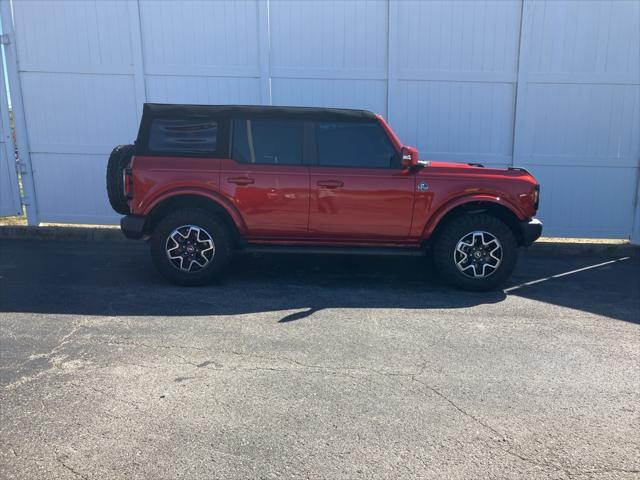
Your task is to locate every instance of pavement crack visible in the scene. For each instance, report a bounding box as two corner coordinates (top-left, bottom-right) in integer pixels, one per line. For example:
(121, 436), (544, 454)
(55, 454), (89, 480)
(98, 339), (209, 352)
(503, 448), (570, 478)
(35, 321), (88, 362)
(408, 375), (571, 476)
(195, 359), (222, 368)
(1, 441), (20, 458)
(224, 351), (415, 379)
(175, 354), (223, 369)
(411, 375), (505, 440)
(3, 321), (89, 390)
(407, 374), (637, 478)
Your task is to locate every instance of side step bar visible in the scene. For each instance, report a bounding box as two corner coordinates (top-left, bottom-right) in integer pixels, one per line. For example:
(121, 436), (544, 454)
(240, 245), (426, 257)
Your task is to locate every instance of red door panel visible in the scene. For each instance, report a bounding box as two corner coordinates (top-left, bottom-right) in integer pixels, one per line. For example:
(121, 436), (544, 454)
(220, 159), (309, 236)
(309, 167), (415, 239)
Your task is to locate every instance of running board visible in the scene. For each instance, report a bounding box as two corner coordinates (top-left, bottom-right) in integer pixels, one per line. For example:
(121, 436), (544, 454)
(240, 245), (426, 257)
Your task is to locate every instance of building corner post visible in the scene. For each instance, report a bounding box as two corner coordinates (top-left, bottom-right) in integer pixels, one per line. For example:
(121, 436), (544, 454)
(1, 0), (39, 225)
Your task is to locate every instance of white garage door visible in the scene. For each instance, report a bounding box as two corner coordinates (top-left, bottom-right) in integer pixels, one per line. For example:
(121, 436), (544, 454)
(2, 0), (639, 239)
(514, 1), (640, 238)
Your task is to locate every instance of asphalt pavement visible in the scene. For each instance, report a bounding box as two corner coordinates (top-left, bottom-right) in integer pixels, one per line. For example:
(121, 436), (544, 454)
(0, 238), (638, 479)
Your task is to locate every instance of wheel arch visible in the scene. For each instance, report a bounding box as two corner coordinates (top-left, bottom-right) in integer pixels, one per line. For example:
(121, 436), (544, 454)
(144, 193), (246, 244)
(424, 197), (525, 246)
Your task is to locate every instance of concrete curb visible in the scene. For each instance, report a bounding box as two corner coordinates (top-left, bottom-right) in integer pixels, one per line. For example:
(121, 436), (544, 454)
(0, 225), (127, 243)
(522, 242), (638, 257)
(1, 225), (638, 256)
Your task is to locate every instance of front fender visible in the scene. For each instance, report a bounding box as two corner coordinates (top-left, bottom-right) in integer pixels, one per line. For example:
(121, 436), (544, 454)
(421, 194), (526, 240)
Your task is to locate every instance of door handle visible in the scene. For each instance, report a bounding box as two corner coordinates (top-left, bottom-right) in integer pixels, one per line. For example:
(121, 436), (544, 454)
(316, 180), (343, 189)
(227, 177), (255, 186)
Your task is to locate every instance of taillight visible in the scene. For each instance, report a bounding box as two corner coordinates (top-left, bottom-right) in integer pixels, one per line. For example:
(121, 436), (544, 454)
(123, 168), (133, 199)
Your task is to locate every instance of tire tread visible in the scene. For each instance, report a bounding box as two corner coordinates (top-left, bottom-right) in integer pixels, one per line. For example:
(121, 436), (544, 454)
(106, 144), (135, 215)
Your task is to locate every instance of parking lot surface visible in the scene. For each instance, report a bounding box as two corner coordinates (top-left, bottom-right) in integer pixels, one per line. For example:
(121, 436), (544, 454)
(1, 238), (639, 479)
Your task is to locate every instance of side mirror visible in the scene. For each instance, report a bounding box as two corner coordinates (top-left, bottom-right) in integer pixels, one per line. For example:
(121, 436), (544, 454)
(401, 146), (419, 168)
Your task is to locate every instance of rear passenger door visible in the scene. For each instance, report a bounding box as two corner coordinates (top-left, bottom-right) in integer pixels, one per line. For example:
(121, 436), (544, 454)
(308, 121), (415, 240)
(220, 118), (310, 237)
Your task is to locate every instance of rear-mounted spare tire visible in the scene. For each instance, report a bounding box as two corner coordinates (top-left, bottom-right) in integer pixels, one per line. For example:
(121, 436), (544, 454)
(106, 144), (135, 215)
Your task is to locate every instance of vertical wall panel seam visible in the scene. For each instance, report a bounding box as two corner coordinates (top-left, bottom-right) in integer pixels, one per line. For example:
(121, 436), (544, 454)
(0, 0), (39, 225)
(386, 0), (398, 125)
(258, 0), (271, 104)
(130, 0), (147, 119)
(384, 0), (391, 119)
(511, 0), (527, 167)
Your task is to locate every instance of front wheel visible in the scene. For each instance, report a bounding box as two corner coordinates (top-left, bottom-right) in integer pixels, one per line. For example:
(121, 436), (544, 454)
(432, 214), (518, 291)
(150, 208), (233, 286)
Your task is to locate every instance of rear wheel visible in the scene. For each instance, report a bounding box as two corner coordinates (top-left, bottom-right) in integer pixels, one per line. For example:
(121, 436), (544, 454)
(432, 214), (518, 291)
(150, 208), (233, 286)
(106, 144), (135, 215)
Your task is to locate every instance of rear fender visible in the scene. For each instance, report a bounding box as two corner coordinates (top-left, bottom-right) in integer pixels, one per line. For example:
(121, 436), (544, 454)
(143, 188), (247, 235)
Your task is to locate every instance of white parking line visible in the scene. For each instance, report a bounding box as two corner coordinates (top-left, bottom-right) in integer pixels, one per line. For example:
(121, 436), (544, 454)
(504, 257), (632, 293)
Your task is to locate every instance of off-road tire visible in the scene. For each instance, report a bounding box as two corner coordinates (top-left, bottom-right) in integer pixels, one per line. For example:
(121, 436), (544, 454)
(150, 208), (233, 286)
(432, 213), (518, 291)
(106, 144), (135, 215)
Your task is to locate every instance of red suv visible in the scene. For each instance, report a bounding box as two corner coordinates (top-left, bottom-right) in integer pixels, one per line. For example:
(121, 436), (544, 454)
(107, 104), (541, 290)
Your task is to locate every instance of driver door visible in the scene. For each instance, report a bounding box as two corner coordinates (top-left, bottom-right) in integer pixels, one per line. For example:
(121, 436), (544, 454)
(308, 121), (415, 240)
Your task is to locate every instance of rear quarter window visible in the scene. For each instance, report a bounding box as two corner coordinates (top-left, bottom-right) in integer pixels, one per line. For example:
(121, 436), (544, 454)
(148, 117), (218, 155)
(231, 118), (304, 165)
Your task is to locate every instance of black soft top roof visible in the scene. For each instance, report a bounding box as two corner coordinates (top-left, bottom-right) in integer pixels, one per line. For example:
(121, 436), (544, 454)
(142, 103), (378, 122)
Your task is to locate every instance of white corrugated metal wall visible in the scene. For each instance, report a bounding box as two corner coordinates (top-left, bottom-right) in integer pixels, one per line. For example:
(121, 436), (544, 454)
(1, 0), (639, 240)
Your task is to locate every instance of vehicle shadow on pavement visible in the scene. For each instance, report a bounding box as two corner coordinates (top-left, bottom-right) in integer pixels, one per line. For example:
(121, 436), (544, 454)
(0, 239), (638, 324)
(506, 250), (639, 325)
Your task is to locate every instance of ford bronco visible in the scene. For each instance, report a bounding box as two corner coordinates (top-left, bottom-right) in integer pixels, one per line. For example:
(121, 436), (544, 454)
(107, 103), (542, 290)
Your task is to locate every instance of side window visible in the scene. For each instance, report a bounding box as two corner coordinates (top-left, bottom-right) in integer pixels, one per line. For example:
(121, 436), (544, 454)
(317, 121), (397, 168)
(148, 116), (218, 155)
(232, 119), (303, 165)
